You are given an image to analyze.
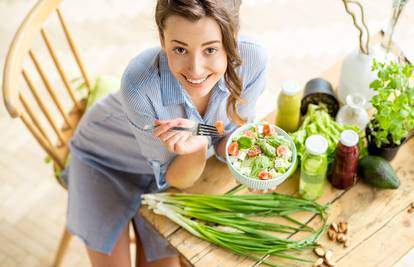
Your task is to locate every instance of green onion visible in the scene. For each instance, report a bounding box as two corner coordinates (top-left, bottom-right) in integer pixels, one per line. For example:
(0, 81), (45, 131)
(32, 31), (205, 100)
(142, 192), (328, 267)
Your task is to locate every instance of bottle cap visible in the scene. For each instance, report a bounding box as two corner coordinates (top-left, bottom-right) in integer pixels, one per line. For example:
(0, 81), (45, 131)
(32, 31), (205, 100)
(340, 130), (359, 147)
(305, 135), (328, 155)
(281, 80), (300, 96)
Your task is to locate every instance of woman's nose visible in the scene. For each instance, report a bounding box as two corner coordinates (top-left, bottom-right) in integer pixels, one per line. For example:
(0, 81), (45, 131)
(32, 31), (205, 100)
(187, 54), (205, 77)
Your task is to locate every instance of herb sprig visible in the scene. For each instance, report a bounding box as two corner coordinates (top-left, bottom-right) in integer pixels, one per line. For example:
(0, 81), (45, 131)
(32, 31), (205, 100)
(368, 59), (414, 147)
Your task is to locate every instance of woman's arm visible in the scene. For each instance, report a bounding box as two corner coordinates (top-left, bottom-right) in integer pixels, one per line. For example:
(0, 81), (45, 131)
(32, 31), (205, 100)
(165, 137), (208, 189)
(153, 119), (209, 189)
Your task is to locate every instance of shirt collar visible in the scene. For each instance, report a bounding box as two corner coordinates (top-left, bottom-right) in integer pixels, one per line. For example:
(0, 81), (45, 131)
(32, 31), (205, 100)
(159, 50), (228, 106)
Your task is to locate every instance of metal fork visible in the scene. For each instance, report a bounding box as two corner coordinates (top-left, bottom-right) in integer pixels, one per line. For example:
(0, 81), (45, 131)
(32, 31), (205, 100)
(143, 123), (222, 137)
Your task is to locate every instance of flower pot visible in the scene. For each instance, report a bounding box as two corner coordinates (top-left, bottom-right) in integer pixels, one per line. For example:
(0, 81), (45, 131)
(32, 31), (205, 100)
(366, 141), (402, 161)
(365, 126), (404, 161)
(301, 78), (339, 117)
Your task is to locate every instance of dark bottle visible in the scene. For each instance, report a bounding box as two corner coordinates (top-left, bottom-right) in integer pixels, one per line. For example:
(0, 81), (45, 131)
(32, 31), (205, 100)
(329, 130), (360, 189)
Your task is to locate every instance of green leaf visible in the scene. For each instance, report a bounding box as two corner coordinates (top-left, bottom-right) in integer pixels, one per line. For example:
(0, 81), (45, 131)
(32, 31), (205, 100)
(237, 136), (253, 149)
(369, 80), (382, 90)
(402, 63), (413, 78)
(400, 109), (409, 118)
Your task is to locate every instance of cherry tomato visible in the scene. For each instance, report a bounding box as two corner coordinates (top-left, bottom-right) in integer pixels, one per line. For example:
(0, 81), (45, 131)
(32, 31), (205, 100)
(258, 170), (272, 180)
(215, 120), (225, 135)
(263, 124), (275, 136)
(276, 145), (288, 157)
(243, 130), (254, 137)
(247, 146), (261, 157)
(227, 142), (239, 156)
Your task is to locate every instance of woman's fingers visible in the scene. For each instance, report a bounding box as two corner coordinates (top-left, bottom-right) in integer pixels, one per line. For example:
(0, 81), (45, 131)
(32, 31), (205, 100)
(174, 133), (191, 154)
(153, 121), (175, 137)
(153, 118), (194, 137)
(165, 132), (185, 152)
(159, 130), (177, 143)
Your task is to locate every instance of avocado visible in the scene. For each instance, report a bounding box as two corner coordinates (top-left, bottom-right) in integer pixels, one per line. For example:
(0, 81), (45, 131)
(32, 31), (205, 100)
(358, 156), (400, 189)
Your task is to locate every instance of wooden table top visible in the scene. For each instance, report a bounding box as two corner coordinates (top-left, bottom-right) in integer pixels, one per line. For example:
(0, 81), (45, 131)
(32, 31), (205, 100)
(140, 45), (414, 267)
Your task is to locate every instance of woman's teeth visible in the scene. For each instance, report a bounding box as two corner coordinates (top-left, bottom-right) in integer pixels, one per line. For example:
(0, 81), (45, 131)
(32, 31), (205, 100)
(186, 76), (207, 84)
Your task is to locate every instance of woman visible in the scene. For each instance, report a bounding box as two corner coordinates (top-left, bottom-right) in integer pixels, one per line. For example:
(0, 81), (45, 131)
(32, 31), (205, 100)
(65, 0), (268, 266)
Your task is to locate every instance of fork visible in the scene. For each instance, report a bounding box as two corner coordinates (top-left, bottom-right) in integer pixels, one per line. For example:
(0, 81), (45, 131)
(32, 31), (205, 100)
(143, 123), (222, 137)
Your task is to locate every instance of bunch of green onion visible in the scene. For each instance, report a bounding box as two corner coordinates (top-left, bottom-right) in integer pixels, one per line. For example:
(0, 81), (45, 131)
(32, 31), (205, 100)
(142, 192), (329, 267)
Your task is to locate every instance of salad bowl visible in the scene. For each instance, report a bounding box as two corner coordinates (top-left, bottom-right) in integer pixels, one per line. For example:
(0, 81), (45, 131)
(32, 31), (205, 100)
(225, 122), (297, 190)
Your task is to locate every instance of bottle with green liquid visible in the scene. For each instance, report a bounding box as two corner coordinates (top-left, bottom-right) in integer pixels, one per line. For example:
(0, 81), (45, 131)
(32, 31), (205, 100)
(276, 80), (301, 132)
(299, 135), (328, 200)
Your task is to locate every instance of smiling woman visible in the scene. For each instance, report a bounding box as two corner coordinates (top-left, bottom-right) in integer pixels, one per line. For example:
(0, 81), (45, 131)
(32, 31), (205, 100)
(63, 0), (268, 266)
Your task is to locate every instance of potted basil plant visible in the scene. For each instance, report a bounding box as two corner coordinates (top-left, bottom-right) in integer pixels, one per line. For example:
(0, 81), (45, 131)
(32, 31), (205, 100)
(366, 59), (414, 160)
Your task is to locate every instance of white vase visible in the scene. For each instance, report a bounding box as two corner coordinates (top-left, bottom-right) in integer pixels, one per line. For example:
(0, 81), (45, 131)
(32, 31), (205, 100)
(338, 45), (397, 106)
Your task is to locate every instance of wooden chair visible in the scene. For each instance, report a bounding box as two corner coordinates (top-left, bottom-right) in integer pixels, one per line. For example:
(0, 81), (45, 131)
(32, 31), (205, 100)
(3, 0), (91, 266)
(2, 1), (193, 266)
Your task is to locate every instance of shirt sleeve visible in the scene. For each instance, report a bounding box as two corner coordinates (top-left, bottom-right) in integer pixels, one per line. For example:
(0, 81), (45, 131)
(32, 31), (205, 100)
(213, 40), (268, 163)
(119, 52), (175, 190)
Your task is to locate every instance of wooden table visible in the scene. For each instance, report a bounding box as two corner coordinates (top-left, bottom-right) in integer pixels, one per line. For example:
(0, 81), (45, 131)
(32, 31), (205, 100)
(141, 47), (414, 267)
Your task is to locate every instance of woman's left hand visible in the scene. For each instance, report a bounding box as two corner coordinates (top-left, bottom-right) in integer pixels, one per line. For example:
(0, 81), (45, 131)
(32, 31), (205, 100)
(153, 118), (208, 155)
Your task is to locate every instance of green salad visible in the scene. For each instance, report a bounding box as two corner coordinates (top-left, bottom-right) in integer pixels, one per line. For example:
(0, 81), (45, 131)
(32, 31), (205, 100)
(227, 123), (293, 180)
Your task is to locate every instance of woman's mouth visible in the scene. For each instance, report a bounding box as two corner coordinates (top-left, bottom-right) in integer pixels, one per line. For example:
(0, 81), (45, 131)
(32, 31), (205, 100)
(187, 76), (207, 84)
(183, 74), (212, 87)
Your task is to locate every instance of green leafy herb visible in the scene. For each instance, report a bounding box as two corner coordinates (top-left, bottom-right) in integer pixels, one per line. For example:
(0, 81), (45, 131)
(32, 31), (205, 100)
(237, 136), (253, 149)
(368, 60), (414, 147)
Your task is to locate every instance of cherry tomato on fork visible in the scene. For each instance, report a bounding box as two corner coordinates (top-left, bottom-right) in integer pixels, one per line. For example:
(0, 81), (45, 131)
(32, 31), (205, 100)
(215, 121), (225, 135)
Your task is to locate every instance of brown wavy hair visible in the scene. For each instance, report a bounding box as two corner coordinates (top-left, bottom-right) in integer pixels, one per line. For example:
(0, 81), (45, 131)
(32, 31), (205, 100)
(155, 0), (246, 125)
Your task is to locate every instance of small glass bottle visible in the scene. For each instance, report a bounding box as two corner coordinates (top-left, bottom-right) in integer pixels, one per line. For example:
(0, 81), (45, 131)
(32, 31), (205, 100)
(299, 135), (328, 200)
(276, 80), (301, 132)
(329, 130), (360, 189)
(336, 94), (369, 131)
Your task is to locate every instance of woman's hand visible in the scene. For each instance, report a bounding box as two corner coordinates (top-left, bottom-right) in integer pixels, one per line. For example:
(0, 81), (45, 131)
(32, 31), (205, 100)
(153, 118), (208, 155)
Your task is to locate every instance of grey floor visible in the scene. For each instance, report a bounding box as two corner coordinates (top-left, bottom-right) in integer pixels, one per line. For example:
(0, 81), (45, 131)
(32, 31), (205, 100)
(0, 0), (413, 266)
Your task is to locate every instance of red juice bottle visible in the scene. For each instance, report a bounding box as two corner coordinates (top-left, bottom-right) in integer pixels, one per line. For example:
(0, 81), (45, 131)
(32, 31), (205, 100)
(329, 130), (360, 189)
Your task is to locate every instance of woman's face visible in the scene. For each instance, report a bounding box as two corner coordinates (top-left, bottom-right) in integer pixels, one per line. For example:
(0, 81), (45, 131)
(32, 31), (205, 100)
(160, 15), (228, 99)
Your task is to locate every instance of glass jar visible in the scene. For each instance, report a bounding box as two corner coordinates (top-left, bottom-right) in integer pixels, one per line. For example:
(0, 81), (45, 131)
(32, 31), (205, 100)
(276, 80), (301, 132)
(336, 94), (369, 131)
(329, 130), (360, 189)
(299, 135), (328, 200)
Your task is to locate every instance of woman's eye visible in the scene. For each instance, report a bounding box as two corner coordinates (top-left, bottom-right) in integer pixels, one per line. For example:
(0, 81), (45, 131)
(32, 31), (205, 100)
(173, 47), (187, 55)
(206, 47), (218, 54)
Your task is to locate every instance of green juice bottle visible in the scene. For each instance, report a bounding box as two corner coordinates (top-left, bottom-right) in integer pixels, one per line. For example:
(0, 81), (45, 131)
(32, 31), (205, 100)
(299, 135), (328, 200)
(276, 80), (302, 132)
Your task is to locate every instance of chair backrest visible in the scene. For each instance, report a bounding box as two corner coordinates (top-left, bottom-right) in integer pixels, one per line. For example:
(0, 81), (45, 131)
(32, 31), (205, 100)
(2, 0), (91, 178)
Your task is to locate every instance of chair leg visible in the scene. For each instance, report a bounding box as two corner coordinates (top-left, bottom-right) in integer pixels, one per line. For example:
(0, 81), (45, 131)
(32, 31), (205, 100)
(52, 227), (72, 267)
